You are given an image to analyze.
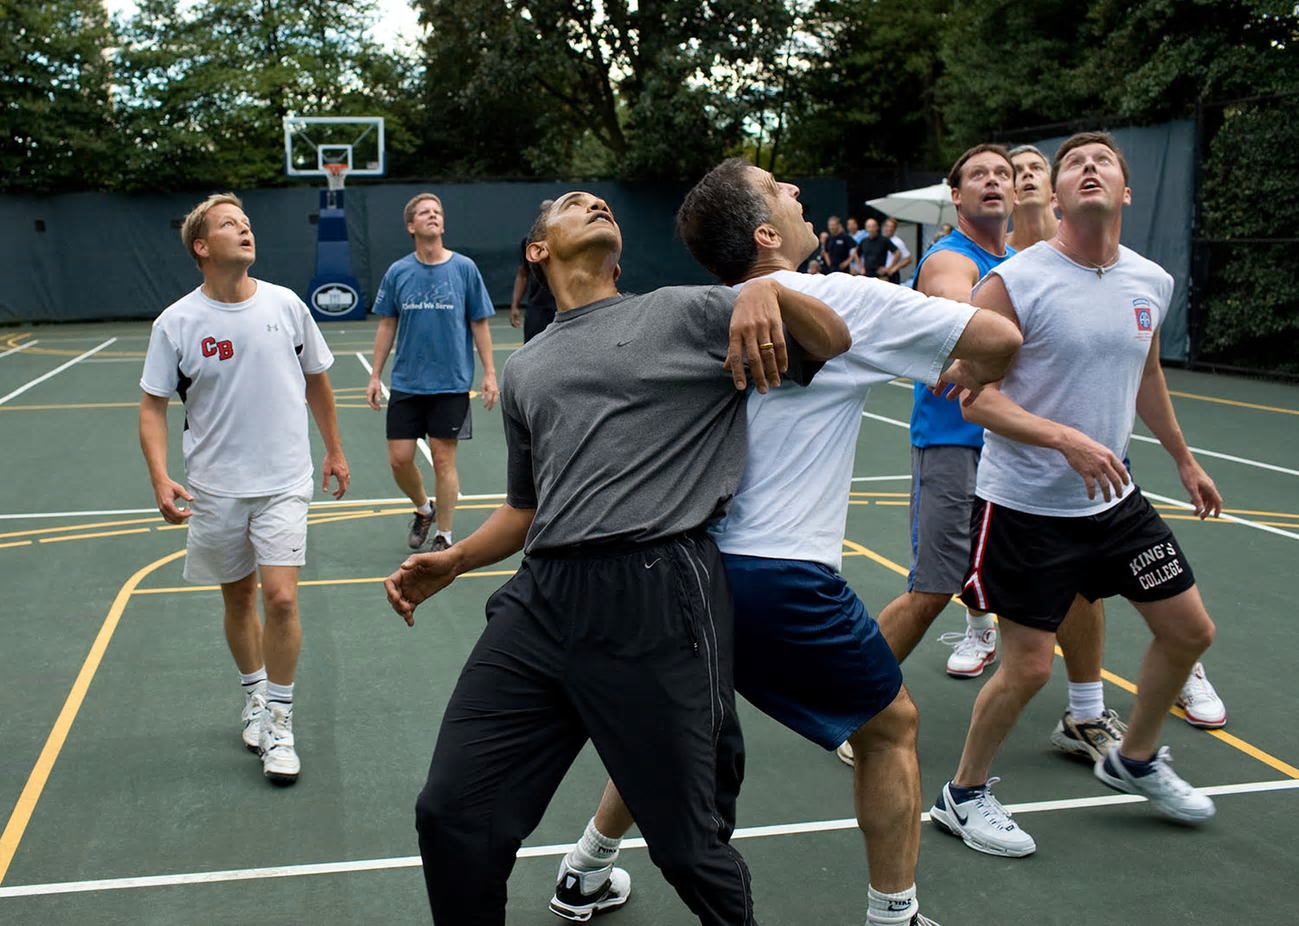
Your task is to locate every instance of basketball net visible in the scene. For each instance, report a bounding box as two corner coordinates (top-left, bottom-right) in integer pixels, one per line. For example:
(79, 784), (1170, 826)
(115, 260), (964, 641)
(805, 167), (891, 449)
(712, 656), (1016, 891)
(324, 162), (349, 192)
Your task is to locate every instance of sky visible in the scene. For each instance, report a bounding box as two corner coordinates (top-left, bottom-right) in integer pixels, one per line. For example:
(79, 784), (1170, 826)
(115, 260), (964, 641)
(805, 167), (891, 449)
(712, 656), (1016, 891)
(102, 0), (424, 53)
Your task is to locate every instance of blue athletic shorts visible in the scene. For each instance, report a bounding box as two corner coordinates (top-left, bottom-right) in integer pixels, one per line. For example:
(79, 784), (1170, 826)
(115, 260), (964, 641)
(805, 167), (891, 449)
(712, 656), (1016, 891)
(723, 553), (904, 750)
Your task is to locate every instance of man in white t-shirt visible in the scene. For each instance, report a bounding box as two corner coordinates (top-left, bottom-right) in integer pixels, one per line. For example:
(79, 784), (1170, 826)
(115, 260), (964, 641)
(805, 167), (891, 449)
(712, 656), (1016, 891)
(545, 160), (1022, 926)
(139, 193), (349, 785)
(881, 217), (913, 283)
(927, 133), (1221, 858)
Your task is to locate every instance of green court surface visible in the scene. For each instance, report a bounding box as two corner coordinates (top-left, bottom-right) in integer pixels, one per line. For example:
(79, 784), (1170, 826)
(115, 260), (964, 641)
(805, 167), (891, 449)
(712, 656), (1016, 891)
(1, 319), (1297, 925)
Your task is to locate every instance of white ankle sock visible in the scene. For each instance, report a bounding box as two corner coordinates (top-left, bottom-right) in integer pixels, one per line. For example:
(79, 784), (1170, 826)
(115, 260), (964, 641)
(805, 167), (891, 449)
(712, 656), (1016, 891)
(436, 529), (452, 544)
(416, 500), (433, 515)
(240, 667), (267, 688)
(967, 610), (994, 632)
(867, 884), (917, 925)
(569, 817), (621, 870)
(266, 681), (294, 704)
(1068, 680), (1105, 721)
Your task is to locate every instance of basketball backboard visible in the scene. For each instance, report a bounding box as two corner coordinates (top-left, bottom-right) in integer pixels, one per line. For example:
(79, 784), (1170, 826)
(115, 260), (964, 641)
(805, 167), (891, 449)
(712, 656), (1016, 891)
(283, 116), (385, 178)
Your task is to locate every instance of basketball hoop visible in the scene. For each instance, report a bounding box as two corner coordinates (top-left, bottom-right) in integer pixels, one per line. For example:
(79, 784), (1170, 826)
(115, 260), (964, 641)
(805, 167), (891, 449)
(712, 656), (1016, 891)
(324, 162), (349, 192)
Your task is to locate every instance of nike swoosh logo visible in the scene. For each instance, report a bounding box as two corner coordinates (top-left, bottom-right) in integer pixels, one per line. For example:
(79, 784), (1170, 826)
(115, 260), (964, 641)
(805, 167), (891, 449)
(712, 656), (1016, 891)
(949, 795), (968, 826)
(617, 340), (633, 347)
(645, 558), (661, 569)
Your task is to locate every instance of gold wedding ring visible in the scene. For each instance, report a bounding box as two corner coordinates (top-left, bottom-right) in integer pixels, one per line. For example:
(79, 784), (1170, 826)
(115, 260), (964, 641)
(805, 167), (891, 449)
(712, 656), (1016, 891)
(758, 342), (776, 350)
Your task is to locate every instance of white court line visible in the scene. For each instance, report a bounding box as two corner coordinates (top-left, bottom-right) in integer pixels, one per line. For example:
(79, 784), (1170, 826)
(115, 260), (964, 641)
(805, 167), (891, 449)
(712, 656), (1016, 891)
(860, 409), (1299, 543)
(3, 777), (1296, 899)
(0, 494), (509, 522)
(1142, 491), (1299, 543)
(850, 475), (909, 483)
(355, 352), (434, 467)
(0, 340), (38, 360)
(1128, 433), (1299, 478)
(0, 339), (115, 407)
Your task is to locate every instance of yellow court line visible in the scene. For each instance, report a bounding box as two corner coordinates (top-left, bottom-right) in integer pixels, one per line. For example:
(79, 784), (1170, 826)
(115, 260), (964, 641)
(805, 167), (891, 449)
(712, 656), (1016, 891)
(841, 538), (1299, 780)
(1152, 504), (1299, 522)
(39, 529), (151, 544)
(0, 402), (141, 412)
(133, 568), (520, 595)
(0, 540), (32, 550)
(0, 517), (161, 541)
(1168, 390), (1299, 417)
(849, 491), (909, 498)
(0, 548), (188, 885)
(1161, 514), (1299, 528)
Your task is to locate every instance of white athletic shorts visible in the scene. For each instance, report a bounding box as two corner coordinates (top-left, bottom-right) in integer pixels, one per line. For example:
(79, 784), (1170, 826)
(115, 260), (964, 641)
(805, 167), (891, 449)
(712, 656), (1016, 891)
(183, 479), (313, 585)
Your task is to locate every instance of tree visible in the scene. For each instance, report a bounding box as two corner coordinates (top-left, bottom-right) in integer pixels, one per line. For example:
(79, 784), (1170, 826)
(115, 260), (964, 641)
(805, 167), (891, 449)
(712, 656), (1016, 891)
(0, 0), (117, 193)
(112, 0), (417, 190)
(413, 0), (794, 180)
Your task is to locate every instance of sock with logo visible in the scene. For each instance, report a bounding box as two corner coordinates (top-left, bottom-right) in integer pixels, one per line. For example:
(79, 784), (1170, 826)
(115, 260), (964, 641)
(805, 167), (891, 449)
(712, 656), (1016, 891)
(1117, 751), (1158, 778)
(947, 781), (986, 804)
(416, 499), (433, 516)
(567, 817), (621, 871)
(240, 667), (267, 690)
(266, 680), (294, 706)
(966, 610), (994, 632)
(867, 884), (918, 926)
(1068, 680), (1106, 722)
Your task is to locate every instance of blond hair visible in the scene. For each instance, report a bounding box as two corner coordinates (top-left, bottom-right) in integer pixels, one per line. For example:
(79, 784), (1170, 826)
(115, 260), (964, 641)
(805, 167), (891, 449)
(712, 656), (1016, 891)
(180, 193), (243, 268)
(403, 193), (443, 230)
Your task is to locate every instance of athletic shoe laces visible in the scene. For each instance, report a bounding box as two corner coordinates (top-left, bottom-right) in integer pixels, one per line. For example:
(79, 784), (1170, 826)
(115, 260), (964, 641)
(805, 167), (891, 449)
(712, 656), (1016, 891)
(939, 629), (993, 657)
(1180, 664), (1219, 707)
(970, 777), (1019, 832)
(1145, 747), (1195, 797)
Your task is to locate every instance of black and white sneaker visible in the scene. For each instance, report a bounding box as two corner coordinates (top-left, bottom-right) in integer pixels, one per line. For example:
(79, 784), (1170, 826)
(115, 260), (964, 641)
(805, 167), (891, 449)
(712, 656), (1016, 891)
(548, 858), (631, 921)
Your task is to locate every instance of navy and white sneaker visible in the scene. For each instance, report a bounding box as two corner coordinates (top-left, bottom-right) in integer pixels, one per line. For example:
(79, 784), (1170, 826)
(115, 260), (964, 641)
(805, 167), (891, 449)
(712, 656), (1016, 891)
(549, 857), (631, 921)
(1094, 745), (1215, 823)
(929, 778), (1036, 857)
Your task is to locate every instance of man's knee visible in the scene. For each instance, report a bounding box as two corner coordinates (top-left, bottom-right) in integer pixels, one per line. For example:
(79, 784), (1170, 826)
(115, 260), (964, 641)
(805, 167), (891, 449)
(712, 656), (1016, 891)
(429, 440), (459, 474)
(387, 441), (417, 470)
(848, 687), (919, 755)
(261, 586), (298, 620)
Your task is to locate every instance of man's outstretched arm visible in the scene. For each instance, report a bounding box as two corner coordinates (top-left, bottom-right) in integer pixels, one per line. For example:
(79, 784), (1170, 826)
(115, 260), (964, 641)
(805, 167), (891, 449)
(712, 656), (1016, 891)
(386, 503), (535, 626)
(726, 279), (850, 392)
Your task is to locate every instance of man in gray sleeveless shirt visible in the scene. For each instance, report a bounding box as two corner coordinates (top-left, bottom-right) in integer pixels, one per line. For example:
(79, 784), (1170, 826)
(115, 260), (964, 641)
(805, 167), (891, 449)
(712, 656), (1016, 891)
(384, 191), (850, 925)
(927, 132), (1223, 858)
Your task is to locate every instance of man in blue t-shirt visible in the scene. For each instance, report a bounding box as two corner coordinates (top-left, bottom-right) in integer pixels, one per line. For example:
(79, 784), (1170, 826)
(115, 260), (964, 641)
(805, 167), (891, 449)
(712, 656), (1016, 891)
(366, 193), (497, 551)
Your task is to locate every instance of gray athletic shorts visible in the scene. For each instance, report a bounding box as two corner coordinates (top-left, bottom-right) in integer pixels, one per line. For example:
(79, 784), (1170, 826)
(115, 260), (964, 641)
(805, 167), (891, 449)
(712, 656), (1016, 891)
(907, 444), (980, 594)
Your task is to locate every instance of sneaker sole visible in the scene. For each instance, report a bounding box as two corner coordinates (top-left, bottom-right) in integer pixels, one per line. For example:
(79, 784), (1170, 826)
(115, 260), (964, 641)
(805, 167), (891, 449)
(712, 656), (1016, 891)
(264, 767), (299, 785)
(945, 652), (997, 679)
(929, 804), (1036, 857)
(1178, 702), (1227, 729)
(1092, 760), (1215, 824)
(548, 890), (631, 921)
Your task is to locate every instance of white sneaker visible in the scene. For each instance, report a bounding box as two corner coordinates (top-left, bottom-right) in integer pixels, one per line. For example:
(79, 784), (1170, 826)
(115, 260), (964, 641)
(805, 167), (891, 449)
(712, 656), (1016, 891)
(1177, 662), (1227, 728)
(1050, 708), (1128, 763)
(260, 701), (300, 784)
(940, 626), (998, 678)
(240, 681), (267, 753)
(929, 779), (1036, 857)
(1094, 745), (1215, 824)
(548, 857), (631, 921)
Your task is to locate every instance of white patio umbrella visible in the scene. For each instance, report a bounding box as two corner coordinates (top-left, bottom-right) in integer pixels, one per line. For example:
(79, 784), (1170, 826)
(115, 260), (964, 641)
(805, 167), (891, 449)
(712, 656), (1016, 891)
(866, 181), (958, 227)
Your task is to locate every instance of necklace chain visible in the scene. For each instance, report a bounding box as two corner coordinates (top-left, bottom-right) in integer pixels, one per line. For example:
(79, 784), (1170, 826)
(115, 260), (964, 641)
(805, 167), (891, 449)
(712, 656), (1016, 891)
(1053, 235), (1119, 278)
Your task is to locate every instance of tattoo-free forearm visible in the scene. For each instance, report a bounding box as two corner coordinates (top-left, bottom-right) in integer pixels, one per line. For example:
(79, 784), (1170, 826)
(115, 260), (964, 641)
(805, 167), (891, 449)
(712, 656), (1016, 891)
(769, 282), (851, 360)
(138, 394), (173, 485)
(470, 318), (496, 376)
(370, 316), (398, 378)
(446, 504), (535, 576)
(304, 372), (344, 456)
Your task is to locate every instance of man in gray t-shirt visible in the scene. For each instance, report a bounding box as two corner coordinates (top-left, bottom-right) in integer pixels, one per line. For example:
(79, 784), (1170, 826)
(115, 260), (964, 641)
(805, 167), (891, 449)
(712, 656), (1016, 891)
(384, 191), (849, 926)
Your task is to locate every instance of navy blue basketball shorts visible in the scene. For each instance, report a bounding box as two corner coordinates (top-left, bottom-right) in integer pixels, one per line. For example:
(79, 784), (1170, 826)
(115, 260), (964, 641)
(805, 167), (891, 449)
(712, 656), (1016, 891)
(723, 553), (904, 750)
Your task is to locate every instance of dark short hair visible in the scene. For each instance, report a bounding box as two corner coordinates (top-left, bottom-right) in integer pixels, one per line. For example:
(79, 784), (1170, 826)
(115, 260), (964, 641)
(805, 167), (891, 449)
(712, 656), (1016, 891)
(1051, 131), (1130, 187)
(676, 159), (771, 284)
(947, 144), (1013, 189)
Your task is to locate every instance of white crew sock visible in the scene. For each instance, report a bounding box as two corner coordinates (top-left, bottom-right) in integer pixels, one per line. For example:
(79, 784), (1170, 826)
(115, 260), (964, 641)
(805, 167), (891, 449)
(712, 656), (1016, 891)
(966, 609), (995, 632)
(416, 499), (433, 516)
(436, 529), (452, 545)
(1068, 680), (1105, 721)
(240, 667), (267, 689)
(568, 817), (621, 871)
(266, 680), (294, 705)
(867, 884), (918, 925)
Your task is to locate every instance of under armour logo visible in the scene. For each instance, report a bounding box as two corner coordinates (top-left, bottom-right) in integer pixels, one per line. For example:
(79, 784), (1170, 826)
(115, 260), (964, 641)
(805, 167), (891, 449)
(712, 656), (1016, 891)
(266, 323), (279, 332)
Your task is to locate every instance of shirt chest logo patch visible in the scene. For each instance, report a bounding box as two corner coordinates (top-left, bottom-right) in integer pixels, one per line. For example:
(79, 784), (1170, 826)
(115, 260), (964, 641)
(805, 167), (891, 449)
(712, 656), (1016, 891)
(201, 336), (235, 361)
(1132, 299), (1154, 340)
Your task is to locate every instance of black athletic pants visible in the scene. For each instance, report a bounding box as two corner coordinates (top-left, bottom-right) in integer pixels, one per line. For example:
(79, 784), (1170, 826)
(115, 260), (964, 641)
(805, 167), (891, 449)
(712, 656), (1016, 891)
(415, 532), (754, 925)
